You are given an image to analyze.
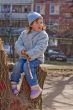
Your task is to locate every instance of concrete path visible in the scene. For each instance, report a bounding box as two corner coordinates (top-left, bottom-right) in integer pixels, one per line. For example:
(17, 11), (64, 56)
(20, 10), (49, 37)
(42, 73), (73, 110)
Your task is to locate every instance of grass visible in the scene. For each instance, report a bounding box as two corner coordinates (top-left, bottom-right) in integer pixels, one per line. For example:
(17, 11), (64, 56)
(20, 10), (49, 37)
(45, 60), (73, 66)
(42, 60), (73, 70)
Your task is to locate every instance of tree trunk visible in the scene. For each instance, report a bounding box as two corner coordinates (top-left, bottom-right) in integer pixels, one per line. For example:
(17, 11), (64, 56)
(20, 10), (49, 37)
(0, 39), (47, 110)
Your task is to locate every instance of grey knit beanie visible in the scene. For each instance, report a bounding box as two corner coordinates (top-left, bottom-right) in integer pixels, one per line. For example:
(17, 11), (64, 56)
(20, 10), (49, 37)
(27, 12), (43, 25)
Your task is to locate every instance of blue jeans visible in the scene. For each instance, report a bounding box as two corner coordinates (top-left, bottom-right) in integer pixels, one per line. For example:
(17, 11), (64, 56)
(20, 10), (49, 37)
(11, 58), (42, 86)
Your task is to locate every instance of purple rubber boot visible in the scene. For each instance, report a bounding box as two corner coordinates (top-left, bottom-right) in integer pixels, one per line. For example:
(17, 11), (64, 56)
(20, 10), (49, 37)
(11, 82), (19, 95)
(30, 84), (42, 99)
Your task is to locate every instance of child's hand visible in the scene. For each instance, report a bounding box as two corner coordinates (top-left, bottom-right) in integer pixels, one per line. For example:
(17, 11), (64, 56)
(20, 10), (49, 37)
(21, 50), (31, 61)
(21, 49), (26, 55)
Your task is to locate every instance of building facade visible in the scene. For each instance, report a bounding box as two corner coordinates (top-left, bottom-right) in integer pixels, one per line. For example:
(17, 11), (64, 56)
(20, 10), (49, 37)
(0, 0), (34, 39)
(0, 0), (72, 36)
(34, 0), (73, 32)
(34, 0), (73, 56)
(0, 0), (73, 56)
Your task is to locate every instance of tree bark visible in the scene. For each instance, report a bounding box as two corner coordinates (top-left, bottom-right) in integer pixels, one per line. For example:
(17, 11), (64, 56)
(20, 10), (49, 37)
(0, 39), (47, 110)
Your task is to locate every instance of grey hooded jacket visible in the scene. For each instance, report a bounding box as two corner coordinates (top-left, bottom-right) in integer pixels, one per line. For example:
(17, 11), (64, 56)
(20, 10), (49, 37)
(15, 30), (49, 63)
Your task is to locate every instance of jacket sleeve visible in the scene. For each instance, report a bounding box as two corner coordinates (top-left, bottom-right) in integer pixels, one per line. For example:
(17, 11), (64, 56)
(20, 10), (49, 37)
(27, 32), (49, 60)
(15, 31), (25, 56)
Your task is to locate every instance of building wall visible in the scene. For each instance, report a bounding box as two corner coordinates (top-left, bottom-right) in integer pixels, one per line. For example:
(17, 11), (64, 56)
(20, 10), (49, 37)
(0, 0), (34, 4)
(0, 0), (34, 45)
(34, 0), (73, 56)
(0, 0), (73, 56)
(0, 1), (34, 32)
(34, 0), (73, 32)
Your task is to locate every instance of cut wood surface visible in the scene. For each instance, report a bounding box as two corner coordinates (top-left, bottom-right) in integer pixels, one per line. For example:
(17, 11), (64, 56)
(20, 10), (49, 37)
(8, 62), (73, 73)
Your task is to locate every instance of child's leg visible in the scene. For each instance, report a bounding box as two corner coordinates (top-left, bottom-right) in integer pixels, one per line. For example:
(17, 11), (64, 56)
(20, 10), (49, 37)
(23, 59), (42, 99)
(11, 58), (26, 94)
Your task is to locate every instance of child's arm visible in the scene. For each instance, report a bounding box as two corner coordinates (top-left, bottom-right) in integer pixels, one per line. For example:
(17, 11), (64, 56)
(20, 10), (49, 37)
(26, 31), (49, 60)
(21, 49), (33, 79)
(21, 49), (31, 61)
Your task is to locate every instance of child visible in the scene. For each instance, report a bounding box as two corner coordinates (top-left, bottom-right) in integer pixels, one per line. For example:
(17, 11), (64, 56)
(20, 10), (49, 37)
(11, 12), (48, 99)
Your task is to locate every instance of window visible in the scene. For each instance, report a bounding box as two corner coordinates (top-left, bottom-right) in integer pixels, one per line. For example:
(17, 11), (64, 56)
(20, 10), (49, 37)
(11, 20), (27, 27)
(36, 5), (41, 13)
(50, 3), (60, 15)
(50, 3), (54, 14)
(0, 20), (9, 27)
(49, 38), (58, 46)
(22, 5), (29, 13)
(12, 5), (22, 13)
(48, 19), (59, 29)
(24, 8), (28, 13)
(12, 5), (30, 13)
(64, 12), (72, 18)
(1, 5), (10, 13)
(11, 20), (20, 27)
(66, 0), (73, 2)
(36, 3), (45, 15)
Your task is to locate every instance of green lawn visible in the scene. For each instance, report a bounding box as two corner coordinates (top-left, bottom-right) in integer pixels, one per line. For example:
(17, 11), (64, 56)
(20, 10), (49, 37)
(45, 60), (73, 66)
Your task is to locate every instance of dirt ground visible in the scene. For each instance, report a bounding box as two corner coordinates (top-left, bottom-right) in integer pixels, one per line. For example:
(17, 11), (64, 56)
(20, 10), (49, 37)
(42, 71), (73, 110)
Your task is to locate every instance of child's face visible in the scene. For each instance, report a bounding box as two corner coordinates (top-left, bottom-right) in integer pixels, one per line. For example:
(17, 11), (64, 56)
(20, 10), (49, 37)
(31, 18), (44, 32)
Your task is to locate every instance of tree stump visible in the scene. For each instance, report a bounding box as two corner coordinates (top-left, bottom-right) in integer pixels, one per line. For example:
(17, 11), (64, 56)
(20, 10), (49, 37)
(0, 39), (47, 110)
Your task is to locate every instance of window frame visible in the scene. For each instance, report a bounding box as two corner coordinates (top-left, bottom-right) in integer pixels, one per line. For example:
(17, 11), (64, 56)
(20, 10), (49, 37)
(49, 2), (60, 15)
